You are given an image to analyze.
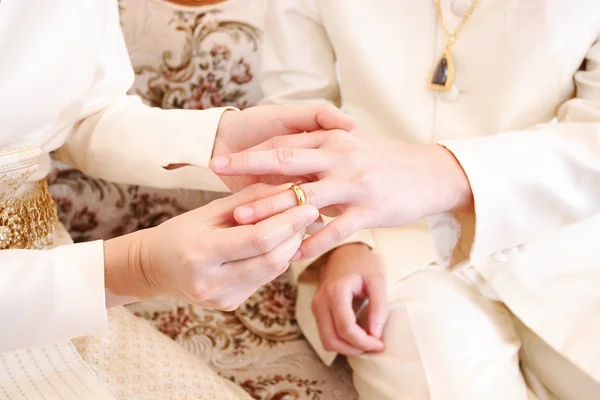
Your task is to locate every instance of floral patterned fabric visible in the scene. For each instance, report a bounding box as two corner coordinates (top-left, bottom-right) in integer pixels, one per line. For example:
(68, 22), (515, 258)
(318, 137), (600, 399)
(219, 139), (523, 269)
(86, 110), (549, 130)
(48, 1), (358, 398)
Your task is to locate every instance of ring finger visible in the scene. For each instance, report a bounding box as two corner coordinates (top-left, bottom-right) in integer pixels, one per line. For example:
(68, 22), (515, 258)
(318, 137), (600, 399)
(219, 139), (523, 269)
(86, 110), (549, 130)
(234, 180), (357, 225)
(220, 230), (305, 288)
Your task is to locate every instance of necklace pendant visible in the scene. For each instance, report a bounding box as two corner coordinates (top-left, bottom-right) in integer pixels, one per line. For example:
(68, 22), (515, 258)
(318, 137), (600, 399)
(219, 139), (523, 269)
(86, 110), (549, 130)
(428, 47), (454, 91)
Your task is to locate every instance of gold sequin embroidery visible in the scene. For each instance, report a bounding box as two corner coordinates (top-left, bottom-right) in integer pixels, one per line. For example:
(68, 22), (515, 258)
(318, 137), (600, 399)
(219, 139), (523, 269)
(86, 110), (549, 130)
(0, 180), (58, 250)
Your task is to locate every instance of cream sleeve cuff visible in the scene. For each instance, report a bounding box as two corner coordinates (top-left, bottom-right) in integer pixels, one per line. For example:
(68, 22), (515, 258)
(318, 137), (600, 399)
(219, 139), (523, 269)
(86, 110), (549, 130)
(0, 241), (107, 352)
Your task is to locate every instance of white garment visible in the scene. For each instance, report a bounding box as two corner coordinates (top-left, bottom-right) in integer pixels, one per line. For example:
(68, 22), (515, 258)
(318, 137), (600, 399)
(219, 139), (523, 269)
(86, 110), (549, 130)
(348, 264), (600, 400)
(0, 0), (228, 353)
(0, 0), (245, 398)
(261, 0), (600, 398)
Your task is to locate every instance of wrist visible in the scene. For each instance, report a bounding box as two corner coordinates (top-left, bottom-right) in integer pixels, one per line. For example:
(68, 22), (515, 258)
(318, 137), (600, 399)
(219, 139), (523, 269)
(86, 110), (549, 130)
(325, 243), (372, 271)
(103, 230), (155, 299)
(212, 109), (239, 158)
(321, 243), (376, 282)
(433, 144), (474, 213)
(329, 242), (371, 258)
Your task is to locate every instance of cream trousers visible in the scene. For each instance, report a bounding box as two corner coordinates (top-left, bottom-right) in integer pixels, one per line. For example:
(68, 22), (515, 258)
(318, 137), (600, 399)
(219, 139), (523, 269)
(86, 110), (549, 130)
(346, 266), (600, 400)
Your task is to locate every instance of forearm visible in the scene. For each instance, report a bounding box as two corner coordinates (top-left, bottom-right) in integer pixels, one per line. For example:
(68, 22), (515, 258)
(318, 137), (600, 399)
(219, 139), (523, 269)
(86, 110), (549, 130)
(56, 0), (230, 192)
(57, 100), (231, 192)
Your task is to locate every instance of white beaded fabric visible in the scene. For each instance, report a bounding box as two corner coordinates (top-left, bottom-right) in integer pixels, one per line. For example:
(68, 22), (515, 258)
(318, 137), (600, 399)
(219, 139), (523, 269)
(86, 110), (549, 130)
(73, 307), (251, 400)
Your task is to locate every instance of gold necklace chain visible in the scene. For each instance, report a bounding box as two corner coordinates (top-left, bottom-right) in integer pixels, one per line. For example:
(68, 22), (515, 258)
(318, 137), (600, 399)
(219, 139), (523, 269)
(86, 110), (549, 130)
(429, 0), (480, 91)
(434, 0), (480, 47)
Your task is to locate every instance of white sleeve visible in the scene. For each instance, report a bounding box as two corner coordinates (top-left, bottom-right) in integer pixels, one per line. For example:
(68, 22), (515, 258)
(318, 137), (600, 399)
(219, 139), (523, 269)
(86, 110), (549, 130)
(55, 0), (230, 193)
(440, 34), (600, 266)
(0, 241), (107, 352)
(260, 0), (340, 106)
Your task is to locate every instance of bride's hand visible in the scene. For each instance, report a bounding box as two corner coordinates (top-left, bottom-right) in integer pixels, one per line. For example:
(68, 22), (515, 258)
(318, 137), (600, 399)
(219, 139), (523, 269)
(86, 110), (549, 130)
(106, 184), (319, 311)
(210, 130), (473, 259)
(212, 104), (355, 192)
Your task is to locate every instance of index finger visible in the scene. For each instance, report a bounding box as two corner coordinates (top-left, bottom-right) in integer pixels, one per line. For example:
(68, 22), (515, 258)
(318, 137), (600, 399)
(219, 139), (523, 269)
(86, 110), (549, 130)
(211, 148), (332, 177)
(206, 204), (319, 264)
(330, 281), (385, 352)
(365, 275), (389, 340)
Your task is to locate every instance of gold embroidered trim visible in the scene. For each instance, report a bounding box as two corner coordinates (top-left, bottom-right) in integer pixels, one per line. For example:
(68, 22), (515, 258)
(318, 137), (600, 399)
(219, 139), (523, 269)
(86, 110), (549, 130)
(0, 180), (58, 250)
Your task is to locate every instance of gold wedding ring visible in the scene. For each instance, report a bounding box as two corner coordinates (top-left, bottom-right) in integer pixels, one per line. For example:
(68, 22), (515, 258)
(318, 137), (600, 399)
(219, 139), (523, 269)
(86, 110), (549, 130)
(289, 184), (307, 206)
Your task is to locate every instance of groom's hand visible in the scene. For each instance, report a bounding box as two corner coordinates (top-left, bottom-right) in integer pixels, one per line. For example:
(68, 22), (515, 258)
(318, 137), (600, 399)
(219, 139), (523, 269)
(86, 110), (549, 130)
(212, 104), (355, 192)
(313, 243), (387, 356)
(211, 130), (473, 259)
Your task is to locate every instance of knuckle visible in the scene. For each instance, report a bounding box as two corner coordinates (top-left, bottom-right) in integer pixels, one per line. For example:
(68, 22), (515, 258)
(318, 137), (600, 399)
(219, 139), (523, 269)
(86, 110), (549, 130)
(338, 323), (354, 339)
(275, 147), (294, 166)
(330, 223), (350, 243)
(354, 180), (376, 204)
(270, 135), (288, 149)
(262, 199), (278, 219)
(330, 129), (349, 142)
(321, 339), (336, 352)
(354, 171), (370, 187)
(311, 296), (322, 315)
(311, 300), (318, 315)
(324, 282), (339, 299)
(179, 249), (203, 271)
(210, 196), (227, 208)
(302, 241), (321, 259)
(277, 262), (291, 275)
(233, 151), (251, 168)
(347, 149), (368, 166)
(218, 299), (243, 312)
(372, 271), (385, 281)
(263, 251), (286, 276)
(292, 216), (306, 233)
(251, 228), (273, 253)
(188, 283), (212, 303)
(299, 185), (316, 206)
(332, 128), (346, 137)
(247, 182), (270, 196)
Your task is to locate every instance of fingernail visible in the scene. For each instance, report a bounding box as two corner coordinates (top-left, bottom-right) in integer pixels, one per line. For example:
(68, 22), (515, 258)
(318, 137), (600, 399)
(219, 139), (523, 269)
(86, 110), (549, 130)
(335, 109), (354, 121)
(293, 177), (309, 185)
(373, 323), (384, 339)
(211, 156), (230, 170)
(291, 250), (303, 262)
(236, 206), (254, 220)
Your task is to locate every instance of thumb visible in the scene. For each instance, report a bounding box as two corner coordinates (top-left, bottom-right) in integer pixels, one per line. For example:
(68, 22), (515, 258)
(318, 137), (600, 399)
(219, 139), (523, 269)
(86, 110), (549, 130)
(315, 104), (356, 131)
(212, 183), (289, 215)
(364, 274), (389, 339)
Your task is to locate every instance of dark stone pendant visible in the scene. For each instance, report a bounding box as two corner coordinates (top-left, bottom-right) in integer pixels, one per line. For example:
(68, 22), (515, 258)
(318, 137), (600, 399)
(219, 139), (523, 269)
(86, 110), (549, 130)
(429, 48), (454, 91)
(432, 57), (448, 86)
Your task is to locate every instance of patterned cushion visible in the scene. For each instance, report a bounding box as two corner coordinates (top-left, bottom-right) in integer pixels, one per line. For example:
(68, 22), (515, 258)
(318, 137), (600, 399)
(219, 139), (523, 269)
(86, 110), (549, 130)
(49, 1), (358, 398)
